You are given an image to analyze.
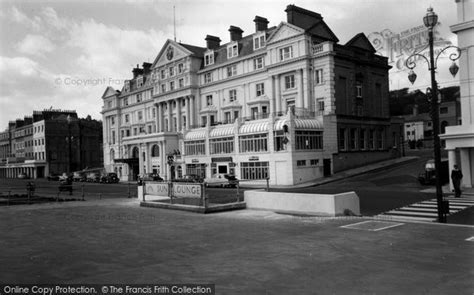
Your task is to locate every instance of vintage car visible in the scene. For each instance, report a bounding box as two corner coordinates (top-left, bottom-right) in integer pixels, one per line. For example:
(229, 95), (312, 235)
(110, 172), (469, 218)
(86, 172), (101, 183)
(204, 174), (239, 188)
(100, 172), (120, 183)
(174, 174), (204, 183)
(137, 173), (163, 185)
(47, 173), (61, 181)
(72, 172), (87, 182)
(418, 158), (449, 185)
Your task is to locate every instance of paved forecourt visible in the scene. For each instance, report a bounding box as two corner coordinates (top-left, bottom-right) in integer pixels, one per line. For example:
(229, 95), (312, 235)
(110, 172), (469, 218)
(0, 198), (473, 294)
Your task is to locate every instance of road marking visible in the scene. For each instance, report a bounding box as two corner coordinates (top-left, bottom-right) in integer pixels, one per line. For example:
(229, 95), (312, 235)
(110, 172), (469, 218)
(341, 220), (404, 231)
(377, 197), (474, 223)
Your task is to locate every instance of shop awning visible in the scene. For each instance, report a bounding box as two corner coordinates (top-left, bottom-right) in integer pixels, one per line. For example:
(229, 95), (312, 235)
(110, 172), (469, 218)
(184, 128), (207, 140)
(239, 120), (269, 134)
(209, 125), (234, 138)
(274, 119), (323, 131)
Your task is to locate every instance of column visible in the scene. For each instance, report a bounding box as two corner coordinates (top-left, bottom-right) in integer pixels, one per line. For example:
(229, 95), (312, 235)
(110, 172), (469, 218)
(460, 148), (472, 188)
(190, 96), (195, 128)
(177, 98), (182, 132)
(270, 76), (276, 114)
(167, 101), (172, 132)
(297, 69), (304, 108)
(185, 96), (190, 130)
(276, 75), (281, 114)
(447, 149), (456, 191)
(139, 144), (145, 175)
(155, 103), (161, 133)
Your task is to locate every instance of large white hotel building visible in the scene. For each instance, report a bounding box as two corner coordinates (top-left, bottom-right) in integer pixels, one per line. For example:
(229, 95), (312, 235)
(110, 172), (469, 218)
(101, 5), (402, 185)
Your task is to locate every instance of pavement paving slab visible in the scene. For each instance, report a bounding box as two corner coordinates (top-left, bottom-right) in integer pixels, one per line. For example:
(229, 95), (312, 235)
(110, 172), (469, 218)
(0, 199), (473, 294)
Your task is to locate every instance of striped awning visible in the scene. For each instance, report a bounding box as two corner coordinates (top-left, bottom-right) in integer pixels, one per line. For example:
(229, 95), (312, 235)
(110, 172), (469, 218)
(209, 125), (234, 138)
(184, 128), (207, 140)
(274, 119), (323, 131)
(239, 120), (269, 134)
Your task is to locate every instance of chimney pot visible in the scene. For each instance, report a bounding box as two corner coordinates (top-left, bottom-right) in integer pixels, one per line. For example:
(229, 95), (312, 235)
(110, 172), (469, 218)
(228, 25), (244, 41)
(254, 16), (269, 32)
(205, 35), (221, 49)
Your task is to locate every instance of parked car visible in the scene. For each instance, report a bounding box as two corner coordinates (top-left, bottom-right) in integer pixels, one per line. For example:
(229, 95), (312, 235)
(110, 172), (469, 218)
(47, 173), (61, 181)
(100, 172), (120, 183)
(18, 172), (29, 179)
(174, 174), (204, 183)
(58, 178), (73, 193)
(418, 158), (449, 185)
(137, 173), (163, 185)
(86, 172), (101, 183)
(72, 172), (87, 182)
(204, 173), (239, 188)
(59, 173), (72, 182)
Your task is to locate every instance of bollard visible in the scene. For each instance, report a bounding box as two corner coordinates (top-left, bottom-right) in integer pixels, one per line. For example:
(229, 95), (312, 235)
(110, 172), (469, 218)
(266, 177), (270, 192)
(236, 182), (240, 203)
(7, 190), (10, 206)
(56, 192), (60, 202)
(128, 182), (131, 198)
(81, 184), (85, 201)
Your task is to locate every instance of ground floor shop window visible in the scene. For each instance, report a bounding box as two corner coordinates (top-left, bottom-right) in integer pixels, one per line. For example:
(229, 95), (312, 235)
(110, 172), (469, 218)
(186, 164), (206, 178)
(240, 161), (269, 180)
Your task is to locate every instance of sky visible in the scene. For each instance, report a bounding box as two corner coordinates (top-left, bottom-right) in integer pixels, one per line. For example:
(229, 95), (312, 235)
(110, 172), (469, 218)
(0, 0), (459, 128)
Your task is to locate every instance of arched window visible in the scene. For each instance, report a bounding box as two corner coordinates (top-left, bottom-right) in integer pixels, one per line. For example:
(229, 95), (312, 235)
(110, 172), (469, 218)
(110, 149), (115, 163)
(151, 145), (159, 157)
(132, 147), (139, 158)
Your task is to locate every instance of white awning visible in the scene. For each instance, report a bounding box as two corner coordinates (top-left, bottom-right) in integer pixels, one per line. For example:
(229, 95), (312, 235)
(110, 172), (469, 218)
(274, 119), (323, 131)
(209, 125), (234, 138)
(239, 120), (269, 134)
(294, 119), (323, 130)
(184, 129), (207, 140)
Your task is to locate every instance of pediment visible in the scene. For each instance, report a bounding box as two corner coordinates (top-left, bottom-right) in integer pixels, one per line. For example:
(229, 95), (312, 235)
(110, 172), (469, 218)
(267, 22), (305, 44)
(345, 33), (376, 53)
(101, 86), (118, 99)
(152, 39), (194, 68)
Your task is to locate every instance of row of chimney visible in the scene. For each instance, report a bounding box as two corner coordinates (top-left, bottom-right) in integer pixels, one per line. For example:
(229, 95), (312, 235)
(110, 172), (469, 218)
(205, 15), (269, 49)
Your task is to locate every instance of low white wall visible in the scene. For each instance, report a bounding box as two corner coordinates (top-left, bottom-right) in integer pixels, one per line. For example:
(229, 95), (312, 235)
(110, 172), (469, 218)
(138, 186), (171, 201)
(244, 190), (360, 216)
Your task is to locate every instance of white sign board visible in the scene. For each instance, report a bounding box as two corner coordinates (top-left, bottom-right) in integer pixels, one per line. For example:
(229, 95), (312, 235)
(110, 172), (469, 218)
(173, 183), (202, 198)
(145, 183), (169, 196)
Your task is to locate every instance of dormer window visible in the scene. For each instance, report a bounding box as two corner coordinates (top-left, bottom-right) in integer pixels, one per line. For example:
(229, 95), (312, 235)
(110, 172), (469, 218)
(137, 77), (143, 88)
(124, 80), (130, 92)
(253, 33), (266, 50)
(227, 42), (238, 59)
(204, 51), (214, 66)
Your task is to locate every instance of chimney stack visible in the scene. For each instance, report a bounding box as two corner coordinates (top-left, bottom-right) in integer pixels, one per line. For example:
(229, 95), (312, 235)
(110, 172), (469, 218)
(228, 26), (244, 41)
(254, 16), (269, 32)
(142, 62), (152, 75)
(285, 5), (322, 29)
(132, 64), (143, 79)
(205, 35), (221, 49)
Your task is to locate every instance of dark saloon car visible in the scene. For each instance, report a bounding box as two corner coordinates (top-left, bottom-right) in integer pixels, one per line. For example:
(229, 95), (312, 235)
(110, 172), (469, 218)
(100, 172), (120, 183)
(137, 173), (163, 185)
(47, 173), (61, 181)
(174, 174), (204, 183)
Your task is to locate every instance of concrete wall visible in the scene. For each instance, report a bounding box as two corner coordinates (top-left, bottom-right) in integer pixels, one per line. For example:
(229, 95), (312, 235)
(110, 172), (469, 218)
(244, 190), (359, 216)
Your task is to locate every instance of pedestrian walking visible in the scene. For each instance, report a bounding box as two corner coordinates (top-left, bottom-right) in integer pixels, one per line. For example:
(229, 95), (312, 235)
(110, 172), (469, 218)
(451, 164), (463, 198)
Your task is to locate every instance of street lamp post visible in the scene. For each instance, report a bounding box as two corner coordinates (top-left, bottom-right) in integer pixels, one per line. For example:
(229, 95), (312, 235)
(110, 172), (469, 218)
(405, 7), (461, 223)
(66, 115), (73, 174)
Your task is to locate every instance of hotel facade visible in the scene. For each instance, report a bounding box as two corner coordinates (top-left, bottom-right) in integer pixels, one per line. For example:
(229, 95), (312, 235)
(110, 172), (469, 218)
(102, 5), (402, 185)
